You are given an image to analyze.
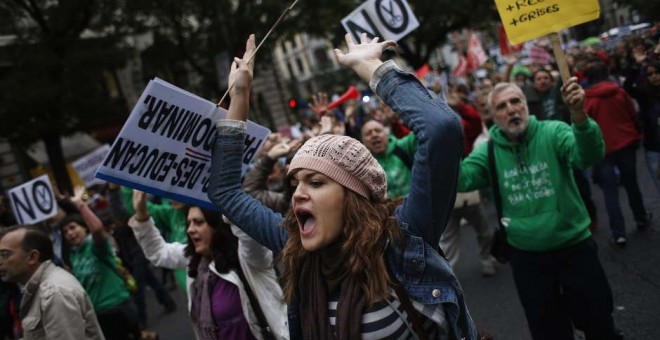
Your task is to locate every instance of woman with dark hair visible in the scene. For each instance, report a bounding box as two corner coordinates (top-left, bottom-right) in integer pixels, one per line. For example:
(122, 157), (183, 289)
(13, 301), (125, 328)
(60, 193), (141, 340)
(209, 34), (476, 339)
(128, 191), (288, 340)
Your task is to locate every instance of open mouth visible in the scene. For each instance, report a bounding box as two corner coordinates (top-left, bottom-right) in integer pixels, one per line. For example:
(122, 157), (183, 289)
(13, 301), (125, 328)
(509, 117), (522, 126)
(295, 208), (316, 237)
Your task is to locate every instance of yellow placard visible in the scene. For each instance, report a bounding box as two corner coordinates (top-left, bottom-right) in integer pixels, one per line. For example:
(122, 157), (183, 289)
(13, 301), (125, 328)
(495, 0), (600, 44)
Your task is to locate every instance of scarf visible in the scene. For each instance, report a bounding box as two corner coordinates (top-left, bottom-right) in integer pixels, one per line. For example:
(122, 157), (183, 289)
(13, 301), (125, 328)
(299, 240), (366, 340)
(190, 258), (219, 340)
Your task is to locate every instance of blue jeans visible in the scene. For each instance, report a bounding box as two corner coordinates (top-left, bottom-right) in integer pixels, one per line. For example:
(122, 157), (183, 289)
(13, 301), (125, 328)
(645, 149), (660, 196)
(593, 144), (647, 238)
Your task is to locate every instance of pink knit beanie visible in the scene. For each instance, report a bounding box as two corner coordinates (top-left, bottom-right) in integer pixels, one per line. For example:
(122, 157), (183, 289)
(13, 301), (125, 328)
(288, 134), (388, 202)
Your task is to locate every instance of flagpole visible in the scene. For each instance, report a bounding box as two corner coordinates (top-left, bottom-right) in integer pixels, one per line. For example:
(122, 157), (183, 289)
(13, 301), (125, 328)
(216, 0), (301, 107)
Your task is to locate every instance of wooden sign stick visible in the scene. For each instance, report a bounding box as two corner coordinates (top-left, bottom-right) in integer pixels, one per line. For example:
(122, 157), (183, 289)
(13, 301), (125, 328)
(549, 32), (571, 83)
(216, 0), (300, 107)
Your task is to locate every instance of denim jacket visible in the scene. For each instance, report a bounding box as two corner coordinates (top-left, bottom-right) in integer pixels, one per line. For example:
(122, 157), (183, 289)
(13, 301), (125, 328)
(209, 61), (477, 340)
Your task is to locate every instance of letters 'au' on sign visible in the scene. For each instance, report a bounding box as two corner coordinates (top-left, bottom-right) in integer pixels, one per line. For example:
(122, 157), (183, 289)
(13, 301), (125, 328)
(7, 175), (57, 225)
(495, 0), (600, 44)
(342, 0), (419, 43)
(95, 78), (270, 211)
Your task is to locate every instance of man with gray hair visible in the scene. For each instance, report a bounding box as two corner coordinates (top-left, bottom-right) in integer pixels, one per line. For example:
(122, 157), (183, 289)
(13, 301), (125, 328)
(0, 225), (104, 340)
(457, 78), (621, 339)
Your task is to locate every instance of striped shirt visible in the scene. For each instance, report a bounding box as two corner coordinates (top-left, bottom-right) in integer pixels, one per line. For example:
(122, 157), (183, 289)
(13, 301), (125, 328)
(328, 290), (449, 339)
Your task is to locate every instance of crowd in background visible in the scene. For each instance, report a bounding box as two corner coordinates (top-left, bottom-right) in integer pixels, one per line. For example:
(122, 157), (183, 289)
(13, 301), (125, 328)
(0, 24), (659, 340)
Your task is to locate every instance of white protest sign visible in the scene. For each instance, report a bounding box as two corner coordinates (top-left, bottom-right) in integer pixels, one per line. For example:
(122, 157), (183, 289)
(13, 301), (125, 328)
(7, 175), (57, 225)
(342, 0), (419, 42)
(72, 145), (111, 188)
(95, 78), (271, 211)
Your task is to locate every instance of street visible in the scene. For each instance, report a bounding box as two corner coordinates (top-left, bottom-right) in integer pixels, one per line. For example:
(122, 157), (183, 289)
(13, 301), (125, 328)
(145, 151), (660, 339)
(455, 151), (660, 339)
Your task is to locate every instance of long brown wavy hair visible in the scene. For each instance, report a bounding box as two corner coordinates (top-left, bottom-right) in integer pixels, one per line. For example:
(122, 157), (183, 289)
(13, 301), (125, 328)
(280, 185), (403, 306)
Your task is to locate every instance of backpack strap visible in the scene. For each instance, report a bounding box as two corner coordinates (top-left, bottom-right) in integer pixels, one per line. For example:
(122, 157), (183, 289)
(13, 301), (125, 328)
(487, 140), (507, 240)
(392, 145), (413, 170)
(235, 266), (276, 340)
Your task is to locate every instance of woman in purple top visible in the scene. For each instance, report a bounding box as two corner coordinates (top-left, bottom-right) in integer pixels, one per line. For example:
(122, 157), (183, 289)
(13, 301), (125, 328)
(128, 190), (289, 340)
(184, 205), (254, 340)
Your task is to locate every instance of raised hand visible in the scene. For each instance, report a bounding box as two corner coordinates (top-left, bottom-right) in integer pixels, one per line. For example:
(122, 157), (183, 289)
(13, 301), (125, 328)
(267, 141), (292, 160)
(228, 34), (256, 98)
(310, 92), (330, 115)
(70, 186), (88, 210)
(227, 34), (256, 122)
(132, 189), (150, 222)
(334, 33), (396, 83)
(560, 77), (587, 124)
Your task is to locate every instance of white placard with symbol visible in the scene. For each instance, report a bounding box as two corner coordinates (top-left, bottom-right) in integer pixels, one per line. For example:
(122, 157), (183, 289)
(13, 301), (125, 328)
(7, 175), (58, 225)
(342, 0), (419, 43)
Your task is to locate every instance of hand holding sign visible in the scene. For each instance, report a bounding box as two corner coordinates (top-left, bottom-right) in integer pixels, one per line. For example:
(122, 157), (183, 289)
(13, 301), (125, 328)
(494, 0), (600, 83)
(334, 33), (397, 83)
(228, 34), (256, 99)
(560, 77), (587, 124)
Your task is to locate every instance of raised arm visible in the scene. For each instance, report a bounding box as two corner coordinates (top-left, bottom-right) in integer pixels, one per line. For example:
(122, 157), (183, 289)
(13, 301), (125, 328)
(556, 77), (605, 168)
(335, 33), (464, 245)
(208, 34), (288, 252)
(71, 187), (106, 247)
(241, 140), (294, 214)
(128, 190), (187, 270)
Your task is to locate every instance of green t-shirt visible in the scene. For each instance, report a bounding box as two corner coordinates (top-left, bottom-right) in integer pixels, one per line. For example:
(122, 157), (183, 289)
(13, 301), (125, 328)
(70, 236), (131, 311)
(374, 133), (417, 198)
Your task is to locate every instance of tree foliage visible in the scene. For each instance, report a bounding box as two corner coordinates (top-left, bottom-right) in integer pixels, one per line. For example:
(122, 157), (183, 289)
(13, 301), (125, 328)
(0, 0), (133, 192)
(0, 0), (499, 192)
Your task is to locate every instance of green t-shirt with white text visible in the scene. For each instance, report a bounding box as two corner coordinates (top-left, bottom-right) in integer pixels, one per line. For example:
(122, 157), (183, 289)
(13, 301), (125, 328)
(70, 236), (131, 311)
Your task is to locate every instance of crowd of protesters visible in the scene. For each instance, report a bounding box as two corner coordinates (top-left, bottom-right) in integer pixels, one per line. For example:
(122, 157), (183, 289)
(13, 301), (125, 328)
(0, 23), (658, 340)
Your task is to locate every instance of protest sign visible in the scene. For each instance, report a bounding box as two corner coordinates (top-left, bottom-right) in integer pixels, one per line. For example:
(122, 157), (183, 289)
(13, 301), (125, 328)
(342, 0), (419, 42)
(72, 145), (111, 188)
(494, 0), (600, 45)
(495, 0), (600, 82)
(95, 78), (270, 211)
(7, 175), (57, 225)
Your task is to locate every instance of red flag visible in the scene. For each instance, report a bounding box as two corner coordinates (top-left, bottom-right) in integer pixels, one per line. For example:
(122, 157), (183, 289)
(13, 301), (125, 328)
(498, 23), (523, 56)
(529, 45), (554, 65)
(416, 64), (430, 79)
(452, 56), (470, 77)
(467, 34), (488, 70)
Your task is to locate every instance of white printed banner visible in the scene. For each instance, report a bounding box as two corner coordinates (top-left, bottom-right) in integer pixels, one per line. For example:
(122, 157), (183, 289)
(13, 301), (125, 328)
(342, 0), (419, 43)
(7, 175), (58, 225)
(72, 145), (111, 188)
(95, 78), (270, 210)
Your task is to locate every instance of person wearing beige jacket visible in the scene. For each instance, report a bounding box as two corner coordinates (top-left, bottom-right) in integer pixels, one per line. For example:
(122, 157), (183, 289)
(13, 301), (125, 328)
(0, 225), (104, 340)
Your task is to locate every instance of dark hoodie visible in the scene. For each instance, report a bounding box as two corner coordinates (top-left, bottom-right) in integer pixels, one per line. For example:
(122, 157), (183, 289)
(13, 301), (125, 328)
(585, 81), (641, 154)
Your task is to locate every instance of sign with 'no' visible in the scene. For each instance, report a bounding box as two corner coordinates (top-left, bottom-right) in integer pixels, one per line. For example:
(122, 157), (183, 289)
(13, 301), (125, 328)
(7, 175), (57, 225)
(342, 0), (419, 42)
